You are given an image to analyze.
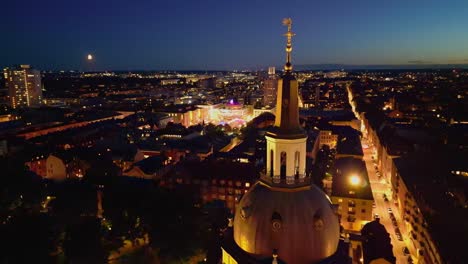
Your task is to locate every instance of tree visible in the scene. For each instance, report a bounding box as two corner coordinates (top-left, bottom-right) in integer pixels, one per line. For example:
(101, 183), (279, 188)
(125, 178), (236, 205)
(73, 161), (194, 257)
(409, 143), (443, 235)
(63, 218), (108, 263)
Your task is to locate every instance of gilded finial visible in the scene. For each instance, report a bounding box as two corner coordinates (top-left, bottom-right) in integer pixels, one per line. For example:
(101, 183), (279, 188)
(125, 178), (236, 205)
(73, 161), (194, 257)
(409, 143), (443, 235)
(282, 18), (295, 72)
(272, 248), (279, 264)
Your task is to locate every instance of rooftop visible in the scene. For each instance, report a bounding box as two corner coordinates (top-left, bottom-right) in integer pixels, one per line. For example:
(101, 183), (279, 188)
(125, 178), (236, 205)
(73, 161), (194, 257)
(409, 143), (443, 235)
(336, 133), (363, 157)
(332, 157), (374, 200)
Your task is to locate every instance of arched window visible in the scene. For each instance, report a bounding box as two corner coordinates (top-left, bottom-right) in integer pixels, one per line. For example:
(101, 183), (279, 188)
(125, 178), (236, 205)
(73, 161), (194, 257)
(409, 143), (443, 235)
(270, 150), (274, 177)
(294, 151), (300, 178)
(280, 152), (287, 179)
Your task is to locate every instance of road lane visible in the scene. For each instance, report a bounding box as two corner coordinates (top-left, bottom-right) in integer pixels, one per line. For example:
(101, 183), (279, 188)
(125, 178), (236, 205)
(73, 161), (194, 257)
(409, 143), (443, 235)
(361, 139), (413, 264)
(347, 85), (416, 263)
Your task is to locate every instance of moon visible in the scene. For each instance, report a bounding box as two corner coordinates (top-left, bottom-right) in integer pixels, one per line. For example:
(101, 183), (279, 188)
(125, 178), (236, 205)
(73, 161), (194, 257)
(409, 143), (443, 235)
(87, 54), (93, 61)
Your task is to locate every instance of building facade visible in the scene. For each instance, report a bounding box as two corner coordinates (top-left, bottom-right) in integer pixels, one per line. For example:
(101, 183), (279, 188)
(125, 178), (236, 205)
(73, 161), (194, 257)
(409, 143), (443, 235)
(331, 158), (374, 232)
(319, 130), (339, 148)
(391, 158), (442, 264)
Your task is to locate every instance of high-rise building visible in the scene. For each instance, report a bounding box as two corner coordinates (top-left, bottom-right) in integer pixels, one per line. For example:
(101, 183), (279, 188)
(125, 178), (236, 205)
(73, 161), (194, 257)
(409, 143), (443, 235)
(262, 67), (278, 107)
(4, 65), (42, 109)
(221, 19), (350, 264)
(197, 77), (217, 89)
(268, 66), (275, 75)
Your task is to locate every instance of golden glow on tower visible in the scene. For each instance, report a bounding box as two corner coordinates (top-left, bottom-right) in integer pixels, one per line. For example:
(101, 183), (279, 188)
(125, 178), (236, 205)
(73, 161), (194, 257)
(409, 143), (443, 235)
(282, 18), (295, 72)
(268, 18), (303, 136)
(263, 18), (308, 188)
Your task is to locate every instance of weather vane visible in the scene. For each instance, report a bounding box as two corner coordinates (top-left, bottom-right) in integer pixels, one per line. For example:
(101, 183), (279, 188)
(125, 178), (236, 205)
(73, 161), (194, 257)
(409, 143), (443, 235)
(282, 18), (295, 72)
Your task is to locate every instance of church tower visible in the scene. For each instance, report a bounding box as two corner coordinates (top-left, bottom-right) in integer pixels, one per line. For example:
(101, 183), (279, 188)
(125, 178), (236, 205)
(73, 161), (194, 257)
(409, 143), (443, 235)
(221, 19), (345, 264)
(265, 18), (308, 185)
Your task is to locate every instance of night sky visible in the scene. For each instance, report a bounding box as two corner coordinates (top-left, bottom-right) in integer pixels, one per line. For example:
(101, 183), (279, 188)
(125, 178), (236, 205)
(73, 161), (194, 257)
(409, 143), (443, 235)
(2, 0), (468, 70)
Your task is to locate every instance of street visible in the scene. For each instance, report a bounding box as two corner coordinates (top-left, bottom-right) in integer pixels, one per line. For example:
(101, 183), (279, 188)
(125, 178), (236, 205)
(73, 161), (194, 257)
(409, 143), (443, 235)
(361, 138), (415, 264)
(348, 83), (416, 263)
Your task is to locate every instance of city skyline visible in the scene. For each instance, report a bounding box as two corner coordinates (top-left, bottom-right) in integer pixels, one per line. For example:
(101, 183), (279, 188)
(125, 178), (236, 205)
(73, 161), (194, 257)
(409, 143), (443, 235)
(3, 0), (468, 71)
(1, 11), (467, 263)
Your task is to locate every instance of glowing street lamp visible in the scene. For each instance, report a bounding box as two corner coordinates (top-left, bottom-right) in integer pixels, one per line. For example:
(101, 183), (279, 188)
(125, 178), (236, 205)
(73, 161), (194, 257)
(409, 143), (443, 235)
(87, 54), (93, 61)
(349, 174), (361, 186)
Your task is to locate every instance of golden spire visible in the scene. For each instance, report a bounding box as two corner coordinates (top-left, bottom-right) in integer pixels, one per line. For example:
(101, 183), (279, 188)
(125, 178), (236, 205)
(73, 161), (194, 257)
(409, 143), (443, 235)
(282, 18), (295, 72)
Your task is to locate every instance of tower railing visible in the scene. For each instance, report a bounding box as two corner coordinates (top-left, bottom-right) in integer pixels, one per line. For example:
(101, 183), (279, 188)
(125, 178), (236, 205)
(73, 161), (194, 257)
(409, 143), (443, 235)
(260, 170), (311, 188)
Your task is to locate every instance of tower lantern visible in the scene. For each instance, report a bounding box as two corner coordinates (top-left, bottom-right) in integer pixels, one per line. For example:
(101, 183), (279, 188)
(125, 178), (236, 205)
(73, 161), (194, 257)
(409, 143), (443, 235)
(264, 18), (308, 187)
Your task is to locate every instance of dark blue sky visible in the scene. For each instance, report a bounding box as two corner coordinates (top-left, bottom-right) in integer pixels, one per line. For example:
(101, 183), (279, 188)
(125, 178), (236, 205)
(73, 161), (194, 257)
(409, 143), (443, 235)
(2, 0), (468, 70)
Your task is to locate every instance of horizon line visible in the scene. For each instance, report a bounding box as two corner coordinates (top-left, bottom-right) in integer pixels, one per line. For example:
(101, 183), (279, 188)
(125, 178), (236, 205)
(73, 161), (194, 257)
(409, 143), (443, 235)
(3, 63), (468, 72)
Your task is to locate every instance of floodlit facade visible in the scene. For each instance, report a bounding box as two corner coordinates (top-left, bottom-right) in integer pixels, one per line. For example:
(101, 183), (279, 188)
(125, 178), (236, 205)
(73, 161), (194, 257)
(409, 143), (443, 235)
(331, 196), (373, 232)
(161, 105), (205, 127)
(4, 65), (42, 109)
(331, 158), (374, 232)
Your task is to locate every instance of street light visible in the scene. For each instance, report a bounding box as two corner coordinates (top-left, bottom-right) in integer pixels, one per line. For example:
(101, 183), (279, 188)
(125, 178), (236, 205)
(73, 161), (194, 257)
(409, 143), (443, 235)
(350, 174), (361, 186)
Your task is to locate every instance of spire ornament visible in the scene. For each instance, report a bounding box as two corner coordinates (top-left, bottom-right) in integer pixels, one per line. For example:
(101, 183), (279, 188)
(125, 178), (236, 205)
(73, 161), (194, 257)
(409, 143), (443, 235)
(282, 18), (295, 72)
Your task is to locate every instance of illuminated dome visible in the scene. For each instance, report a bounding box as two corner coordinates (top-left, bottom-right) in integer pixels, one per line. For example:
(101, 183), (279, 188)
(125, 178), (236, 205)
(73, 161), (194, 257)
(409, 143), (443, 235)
(233, 181), (340, 263)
